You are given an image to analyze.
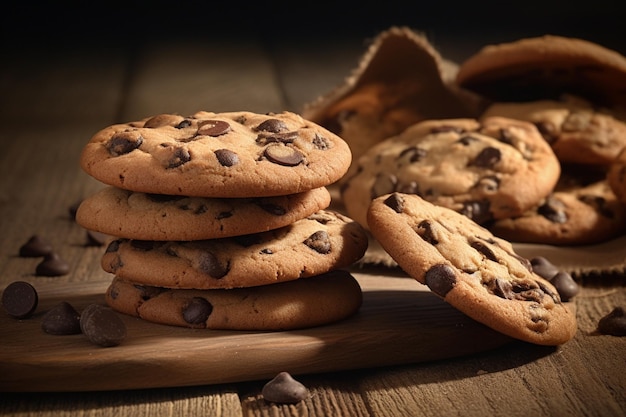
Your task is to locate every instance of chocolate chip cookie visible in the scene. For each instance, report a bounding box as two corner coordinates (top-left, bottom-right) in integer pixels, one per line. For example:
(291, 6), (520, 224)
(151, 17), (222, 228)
(80, 111), (352, 197)
(489, 180), (626, 245)
(100, 210), (368, 289)
(608, 146), (626, 206)
(105, 270), (363, 330)
(367, 192), (577, 345)
(456, 35), (626, 108)
(481, 97), (626, 165)
(341, 117), (560, 228)
(76, 186), (331, 241)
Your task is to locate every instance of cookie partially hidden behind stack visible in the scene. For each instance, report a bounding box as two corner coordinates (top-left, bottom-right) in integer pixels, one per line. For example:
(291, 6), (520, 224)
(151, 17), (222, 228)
(77, 110), (368, 330)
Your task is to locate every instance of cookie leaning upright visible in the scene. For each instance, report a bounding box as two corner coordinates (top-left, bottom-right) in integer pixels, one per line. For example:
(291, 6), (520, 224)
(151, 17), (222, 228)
(80, 111), (352, 197)
(367, 192), (577, 346)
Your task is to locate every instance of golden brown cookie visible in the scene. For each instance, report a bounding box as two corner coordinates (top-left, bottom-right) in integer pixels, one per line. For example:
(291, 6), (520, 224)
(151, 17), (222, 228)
(80, 111), (352, 197)
(367, 192), (577, 346)
(608, 146), (626, 206)
(101, 210), (368, 289)
(76, 186), (331, 241)
(105, 270), (363, 330)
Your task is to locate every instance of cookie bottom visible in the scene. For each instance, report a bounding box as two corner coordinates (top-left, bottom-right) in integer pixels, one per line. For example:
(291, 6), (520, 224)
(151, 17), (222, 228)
(105, 270), (362, 330)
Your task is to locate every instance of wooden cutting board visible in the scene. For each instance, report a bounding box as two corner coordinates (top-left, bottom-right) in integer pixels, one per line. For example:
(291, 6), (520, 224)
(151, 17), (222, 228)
(0, 271), (512, 392)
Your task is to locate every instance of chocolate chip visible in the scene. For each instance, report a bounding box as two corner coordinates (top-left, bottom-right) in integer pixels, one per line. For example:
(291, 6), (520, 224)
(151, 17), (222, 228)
(35, 253), (70, 277)
(578, 194), (613, 218)
(304, 230), (331, 254)
(19, 235), (53, 257)
(538, 196), (568, 223)
(264, 144), (303, 166)
(198, 252), (229, 278)
(490, 278), (545, 302)
(41, 301), (81, 335)
(255, 118), (288, 133)
(182, 297), (213, 325)
(197, 120), (231, 136)
(457, 135), (477, 145)
(530, 256), (559, 280)
(256, 202), (287, 216)
(256, 131), (299, 145)
(214, 149), (239, 167)
(262, 371), (309, 404)
(106, 131), (143, 156)
(105, 239), (121, 253)
(461, 200), (492, 224)
(164, 145), (191, 168)
(416, 220), (438, 245)
(534, 121), (558, 144)
(80, 304), (127, 347)
(383, 193), (404, 213)
(470, 240), (498, 262)
(425, 264), (457, 297)
(312, 133), (330, 150)
(1, 281), (38, 319)
(473, 175), (500, 193)
(175, 119), (192, 129)
(469, 147), (501, 168)
(597, 307), (626, 336)
(398, 146), (427, 163)
(549, 271), (579, 302)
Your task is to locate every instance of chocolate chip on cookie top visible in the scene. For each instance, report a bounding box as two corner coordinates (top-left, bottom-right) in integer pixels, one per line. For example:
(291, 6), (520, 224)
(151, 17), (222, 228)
(80, 111), (352, 197)
(367, 192), (577, 346)
(341, 117), (560, 228)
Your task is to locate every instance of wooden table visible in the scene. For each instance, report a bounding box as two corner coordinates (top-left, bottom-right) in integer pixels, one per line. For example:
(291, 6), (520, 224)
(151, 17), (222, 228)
(1, 12), (625, 416)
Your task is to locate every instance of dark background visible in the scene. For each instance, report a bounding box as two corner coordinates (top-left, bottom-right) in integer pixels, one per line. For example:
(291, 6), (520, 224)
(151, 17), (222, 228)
(1, 1), (625, 54)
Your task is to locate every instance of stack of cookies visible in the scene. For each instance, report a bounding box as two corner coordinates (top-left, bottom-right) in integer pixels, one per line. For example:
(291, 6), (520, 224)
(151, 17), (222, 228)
(76, 110), (369, 330)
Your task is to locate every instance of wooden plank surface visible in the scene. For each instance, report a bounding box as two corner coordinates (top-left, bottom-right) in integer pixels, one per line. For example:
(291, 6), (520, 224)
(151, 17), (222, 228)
(0, 24), (625, 417)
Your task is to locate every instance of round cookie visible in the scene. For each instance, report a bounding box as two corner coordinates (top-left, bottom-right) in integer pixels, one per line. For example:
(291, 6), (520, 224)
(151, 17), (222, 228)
(105, 270), (363, 330)
(341, 117), (560, 228)
(76, 186), (331, 241)
(489, 180), (626, 245)
(456, 35), (626, 108)
(101, 210), (368, 289)
(80, 111), (352, 197)
(367, 192), (577, 346)
(481, 97), (626, 165)
(608, 146), (626, 206)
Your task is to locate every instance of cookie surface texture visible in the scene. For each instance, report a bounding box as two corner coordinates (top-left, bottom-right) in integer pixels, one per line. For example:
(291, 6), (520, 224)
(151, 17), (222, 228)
(489, 180), (626, 245)
(76, 186), (331, 241)
(105, 270), (363, 330)
(456, 35), (626, 108)
(101, 210), (368, 289)
(608, 146), (626, 206)
(481, 97), (626, 165)
(80, 111), (352, 197)
(341, 117), (560, 228)
(367, 192), (577, 345)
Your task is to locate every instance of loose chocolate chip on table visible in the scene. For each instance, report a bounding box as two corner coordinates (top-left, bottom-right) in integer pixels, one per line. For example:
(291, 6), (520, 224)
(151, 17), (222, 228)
(1, 281), (38, 319)
(80, 304), (127, 347)
(597, 307), (626, 336)
(530, 256), (559, 280)
(19, 235), (53, 257)
(41, 301), (82, 335)
(549, 271), (579, 302)
(35, 253), (70, 277)
(262, 371), (309, 404)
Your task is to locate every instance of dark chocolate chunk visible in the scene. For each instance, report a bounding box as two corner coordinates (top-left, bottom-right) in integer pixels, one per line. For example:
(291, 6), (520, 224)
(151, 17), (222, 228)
(106, 131), (143, 156)
(262, 371), (309, 404)
(473, 175), (500, 193)
(416, 220), (438, 245)
(165, 145), (191, 168)
(461, 200), (492, 224)
(549, 271), (579, 302)
(175, 119), (192, 129)
(312, 133), (330, 150)
(41, 301), (81, 335)
(490, 278), (545, 302)
(304, 230), (331, 254)
(457, 135), (477, 146)
(256, 202), (287, 216)
(19, 235), (53, 257)
(182, 297), (213, 325)
(425, 264), (457, 297)
(534, 121), (558, 144)
(1, 281), (38, 319)
(383, 193), (404, 213)
(198, 252), (229, 278)
(470, 240), (498, 262)
(578, 194), (613, 218)
(264, 144), (304, 166)
(214, 149), (239, 167)
(80, 304), (127, 347)
(597, 307), (626, 336)
(530, 256), (559, 280)
(255, 118), (288, 133)
(538, 196), (568, 223)
(35, 253), (70, 277)
(398, 146), (427, 163)
(469, 147), (501, 168)
(105, 239), (121, 253)
(197, 120), (231, 136)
